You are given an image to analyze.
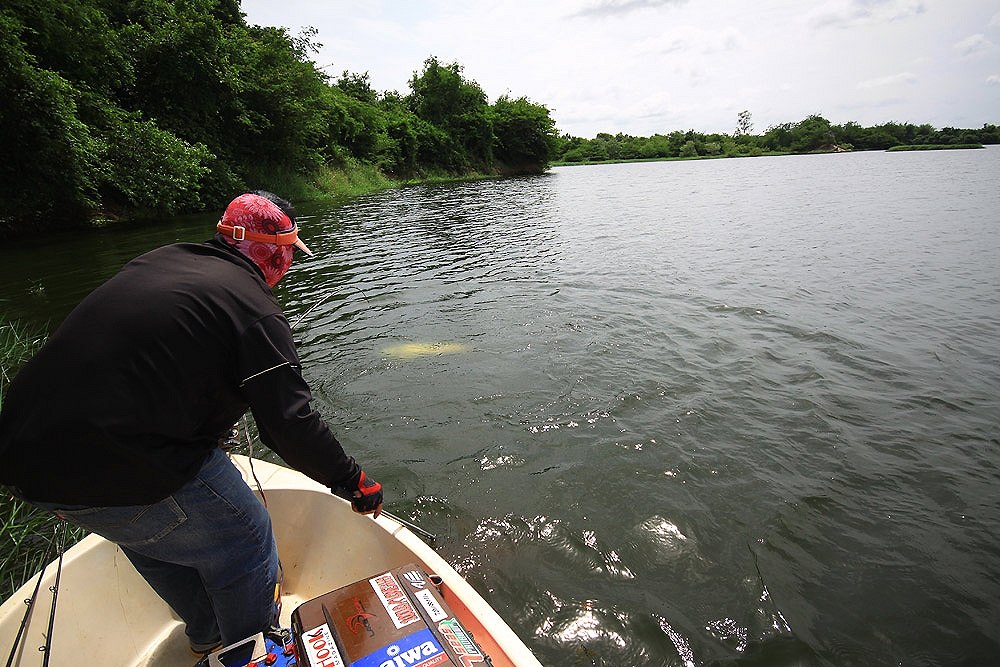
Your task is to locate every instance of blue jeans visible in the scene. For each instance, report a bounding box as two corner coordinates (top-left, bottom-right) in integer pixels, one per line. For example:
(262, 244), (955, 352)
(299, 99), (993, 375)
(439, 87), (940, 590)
(35, 448), (278, 648)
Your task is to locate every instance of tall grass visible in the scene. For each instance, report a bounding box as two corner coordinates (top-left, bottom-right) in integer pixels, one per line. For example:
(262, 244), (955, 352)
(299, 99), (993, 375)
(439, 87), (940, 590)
(0, 320), (86, 601)
(0, 319), (46, 398)
(309, 160), (398, 200)
(242, 159), (399, 205)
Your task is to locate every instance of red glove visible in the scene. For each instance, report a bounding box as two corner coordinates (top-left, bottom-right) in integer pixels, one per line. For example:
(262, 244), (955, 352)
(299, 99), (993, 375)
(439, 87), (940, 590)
(335, 470), (383, 518)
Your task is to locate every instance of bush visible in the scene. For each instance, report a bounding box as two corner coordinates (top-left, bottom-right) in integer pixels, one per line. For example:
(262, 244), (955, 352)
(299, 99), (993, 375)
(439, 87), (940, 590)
(0, 16), (100, 227)
(99, 109), (213, 213)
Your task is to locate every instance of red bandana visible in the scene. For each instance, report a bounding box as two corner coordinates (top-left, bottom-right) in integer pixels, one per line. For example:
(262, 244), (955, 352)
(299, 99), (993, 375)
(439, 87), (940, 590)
(219, 194), (296, 287)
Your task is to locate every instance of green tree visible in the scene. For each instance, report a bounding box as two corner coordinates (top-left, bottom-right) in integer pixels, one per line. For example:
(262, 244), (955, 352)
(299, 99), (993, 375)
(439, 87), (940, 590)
(789, 115), (834, 152)
(320, 85), (387, 164)
(490, 95), (557, 174)
(832, 121), (865, 149)
(592, 133), (622, 161)
(735, 110), (753, 137)
(336, 70), (379, 104)
(0, 1), (215, 224)
(0, 1), (109, 224)
(98, 108), (212, 212)
(377, 92), (420, 175)
(639, 134), (672, 159)
(407, 57), (493, 170)
(762, 123), (793, 151)
(977, 123), (1000, 144)
(0, 32), (100, 225)
(2, 0), (569, 232)
(111, 0), (231, 147)
(222, 25), (332, 175)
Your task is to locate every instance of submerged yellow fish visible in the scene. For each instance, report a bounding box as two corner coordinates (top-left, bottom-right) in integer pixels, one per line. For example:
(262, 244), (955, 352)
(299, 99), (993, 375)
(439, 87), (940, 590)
(382, 341), (470, 359)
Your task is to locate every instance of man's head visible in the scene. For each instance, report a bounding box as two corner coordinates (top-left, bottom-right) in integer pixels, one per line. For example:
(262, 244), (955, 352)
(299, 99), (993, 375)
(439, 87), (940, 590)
(216, 191), (312, 287)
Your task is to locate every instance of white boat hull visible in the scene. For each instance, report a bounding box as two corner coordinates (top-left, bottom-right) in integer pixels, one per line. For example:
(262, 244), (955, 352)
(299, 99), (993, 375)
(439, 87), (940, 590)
(0, 456), (542, 667)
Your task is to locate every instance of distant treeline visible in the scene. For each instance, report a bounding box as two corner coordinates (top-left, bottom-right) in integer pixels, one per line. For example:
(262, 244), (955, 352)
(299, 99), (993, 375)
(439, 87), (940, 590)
(0, 0), (558, 232)
(554, 113), (1000, 163)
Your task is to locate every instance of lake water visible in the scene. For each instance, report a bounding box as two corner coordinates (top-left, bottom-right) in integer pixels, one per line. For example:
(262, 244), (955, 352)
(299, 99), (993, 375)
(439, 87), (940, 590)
(2, 149), (999, 666)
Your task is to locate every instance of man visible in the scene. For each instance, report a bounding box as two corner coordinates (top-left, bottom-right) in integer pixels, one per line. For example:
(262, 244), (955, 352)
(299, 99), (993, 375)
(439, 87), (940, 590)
(0, 191), (382, 658)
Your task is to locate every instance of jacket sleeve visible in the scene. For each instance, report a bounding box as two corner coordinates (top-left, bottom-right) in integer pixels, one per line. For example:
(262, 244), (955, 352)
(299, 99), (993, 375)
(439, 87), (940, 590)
(236, 314), (361, 490)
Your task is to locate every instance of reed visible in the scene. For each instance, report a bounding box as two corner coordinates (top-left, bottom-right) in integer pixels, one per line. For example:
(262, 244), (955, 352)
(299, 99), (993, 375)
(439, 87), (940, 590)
(0, 319), (46, 399)
(0, 319), (86, 601)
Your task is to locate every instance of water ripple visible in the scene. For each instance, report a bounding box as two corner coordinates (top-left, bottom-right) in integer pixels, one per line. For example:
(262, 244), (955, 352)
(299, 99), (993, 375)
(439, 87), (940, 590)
(6, 151), (1000, 666)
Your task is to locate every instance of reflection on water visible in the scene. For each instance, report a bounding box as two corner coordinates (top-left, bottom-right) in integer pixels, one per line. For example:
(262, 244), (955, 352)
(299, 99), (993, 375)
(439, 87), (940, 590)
(2, 150), (999, 665)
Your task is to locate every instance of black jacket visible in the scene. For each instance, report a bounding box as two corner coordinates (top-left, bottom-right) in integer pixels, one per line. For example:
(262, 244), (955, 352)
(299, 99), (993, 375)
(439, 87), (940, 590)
(0, 239), (359, 505)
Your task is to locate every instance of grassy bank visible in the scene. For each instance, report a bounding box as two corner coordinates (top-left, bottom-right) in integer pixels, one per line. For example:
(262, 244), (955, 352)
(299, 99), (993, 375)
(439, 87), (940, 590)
(226, 159), (399, 212)
(295, 161), (511, 200)
(887, 143), (984, 151)
(551, 150), (791, 168)
(83, 160), (500, 233)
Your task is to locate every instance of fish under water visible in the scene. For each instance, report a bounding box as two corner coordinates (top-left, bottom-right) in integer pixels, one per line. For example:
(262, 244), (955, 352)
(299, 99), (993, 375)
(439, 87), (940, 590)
(381, 341), (470, 359)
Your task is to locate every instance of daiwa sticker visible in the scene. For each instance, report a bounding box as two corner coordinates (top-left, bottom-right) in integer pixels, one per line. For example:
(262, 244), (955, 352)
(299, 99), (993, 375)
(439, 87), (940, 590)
(350, 628), (449, 667)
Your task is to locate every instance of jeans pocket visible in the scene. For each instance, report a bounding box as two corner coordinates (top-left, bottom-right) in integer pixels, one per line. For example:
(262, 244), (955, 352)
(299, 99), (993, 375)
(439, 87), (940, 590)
(55, 497), (188, 547)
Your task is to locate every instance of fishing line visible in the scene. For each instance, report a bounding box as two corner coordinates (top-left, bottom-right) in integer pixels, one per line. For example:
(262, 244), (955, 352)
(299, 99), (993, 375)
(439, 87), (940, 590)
(238, 285), (437, 542)
(289, 284), (372, 330)
(231, 283), (371, 491)
(747, 541), (791, 632)
(292, 287), (436, 542)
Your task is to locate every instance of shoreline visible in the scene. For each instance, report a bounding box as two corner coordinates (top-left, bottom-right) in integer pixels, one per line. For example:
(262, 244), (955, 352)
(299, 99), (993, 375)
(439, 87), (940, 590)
(551, 143), (985, 167)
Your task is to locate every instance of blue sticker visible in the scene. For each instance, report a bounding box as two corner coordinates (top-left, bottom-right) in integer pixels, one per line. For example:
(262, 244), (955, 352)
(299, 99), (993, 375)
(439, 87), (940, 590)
(350, 628), (449, 667)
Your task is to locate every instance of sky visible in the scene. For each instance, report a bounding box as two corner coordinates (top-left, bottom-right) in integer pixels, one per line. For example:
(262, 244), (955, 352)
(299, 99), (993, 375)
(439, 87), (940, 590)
(240, 0), (1000, 138)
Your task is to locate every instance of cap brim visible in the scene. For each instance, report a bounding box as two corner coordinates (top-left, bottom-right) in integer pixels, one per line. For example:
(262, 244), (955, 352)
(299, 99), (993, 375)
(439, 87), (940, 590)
(294, 237), (314, 256)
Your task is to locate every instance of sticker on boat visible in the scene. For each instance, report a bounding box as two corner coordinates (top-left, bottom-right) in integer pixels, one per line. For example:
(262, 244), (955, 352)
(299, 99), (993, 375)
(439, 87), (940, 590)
(302, 622), (346, 667)
(370, 572), (421, 629)
(352, 628), (449, 667)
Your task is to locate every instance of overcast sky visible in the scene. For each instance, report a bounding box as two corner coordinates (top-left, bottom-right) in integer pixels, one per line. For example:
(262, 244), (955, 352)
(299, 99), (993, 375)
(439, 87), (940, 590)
(241, 0), (1000, 138)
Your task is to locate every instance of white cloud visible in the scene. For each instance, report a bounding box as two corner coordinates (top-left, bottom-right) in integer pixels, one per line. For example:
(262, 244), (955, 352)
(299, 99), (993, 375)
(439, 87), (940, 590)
(572, 0), (687, 18)
(987, 75), (1000, 86)
(240, 0), (998, 137)
(807, 0), (926, 30)
(655, 25), (743, 56)
(858, 72), (918, 89)
(954, 34), (995, 58)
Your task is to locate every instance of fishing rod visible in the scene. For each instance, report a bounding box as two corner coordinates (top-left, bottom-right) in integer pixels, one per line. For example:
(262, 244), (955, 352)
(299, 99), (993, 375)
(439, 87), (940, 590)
(236, 416), (437, 543)
(5, 523), (59, 667)
(40, 523), (68, 667)
(238, 284), (438, 543)
(380, 510), (437, 543)
(4, 519), (69, 667)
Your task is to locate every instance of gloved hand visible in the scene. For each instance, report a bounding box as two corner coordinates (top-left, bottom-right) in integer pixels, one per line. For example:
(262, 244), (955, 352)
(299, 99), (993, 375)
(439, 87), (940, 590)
(334, 470), (383, 518)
